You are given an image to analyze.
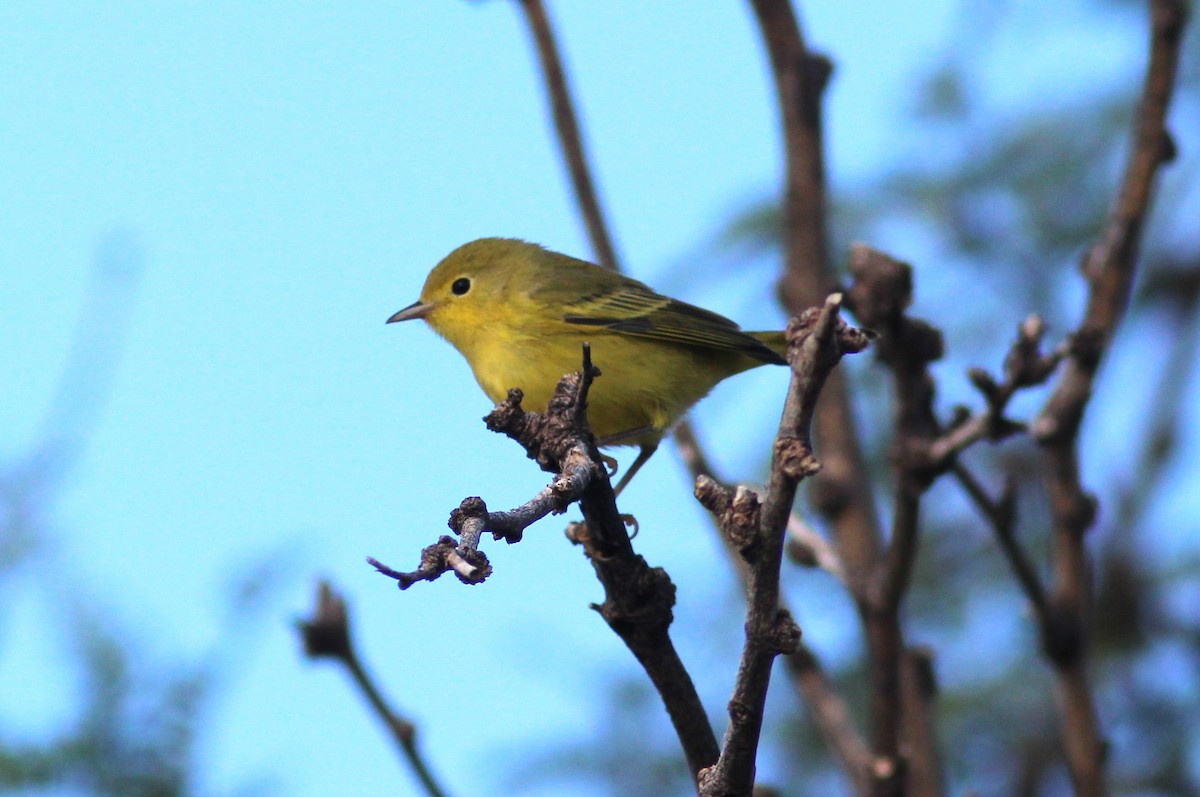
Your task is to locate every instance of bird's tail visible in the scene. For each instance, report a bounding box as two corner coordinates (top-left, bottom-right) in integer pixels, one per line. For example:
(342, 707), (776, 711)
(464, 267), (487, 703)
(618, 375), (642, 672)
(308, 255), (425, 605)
(750, 330), (788, 362)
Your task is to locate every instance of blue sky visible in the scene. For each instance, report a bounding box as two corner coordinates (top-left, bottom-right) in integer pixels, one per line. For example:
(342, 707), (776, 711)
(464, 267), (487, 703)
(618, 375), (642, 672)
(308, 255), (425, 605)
(2, 3), (1194, 796)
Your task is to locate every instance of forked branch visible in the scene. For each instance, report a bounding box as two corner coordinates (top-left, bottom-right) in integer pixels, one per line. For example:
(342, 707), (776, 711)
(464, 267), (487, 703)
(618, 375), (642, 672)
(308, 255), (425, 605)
(372, 345), (721, 780)
(698, 296), (871, 796)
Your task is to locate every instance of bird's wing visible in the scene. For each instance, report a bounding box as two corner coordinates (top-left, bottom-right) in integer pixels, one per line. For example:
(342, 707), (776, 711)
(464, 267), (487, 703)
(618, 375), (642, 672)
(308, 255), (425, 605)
(556, 277), (785, 365)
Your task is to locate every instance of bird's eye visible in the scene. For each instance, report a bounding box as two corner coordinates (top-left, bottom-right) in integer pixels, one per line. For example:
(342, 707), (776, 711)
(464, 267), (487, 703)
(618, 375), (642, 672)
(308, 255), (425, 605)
(451, 277), (471, 296)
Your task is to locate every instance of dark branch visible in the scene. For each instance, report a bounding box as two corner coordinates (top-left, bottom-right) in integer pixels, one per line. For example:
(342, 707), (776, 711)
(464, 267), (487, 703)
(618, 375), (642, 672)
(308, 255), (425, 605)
(699, 295), (869, 797)
(899, 648), (943, 797)
(747, 0), (834, 307)
(749, 0), (884, 611)
(694, 474), (869, 790)
(951, 464), (1049, 620)
(926, 315), (1066, 469)
(509, 5), (871, 782)
(1028, 3), (1187, 796)
(843, 244), (949, 797)
(1033, 0), (1185, 447)
(514, 0), (742, 545)
(783, 644), (874, 794)
(371, 345), (720, 780)
(515, 0), (618, 271)
(579, 523), (722, 781)
(369, 349), (607, 588)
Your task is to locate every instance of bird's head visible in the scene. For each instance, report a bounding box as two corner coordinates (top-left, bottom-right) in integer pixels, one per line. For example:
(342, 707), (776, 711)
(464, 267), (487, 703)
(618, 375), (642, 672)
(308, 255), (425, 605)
(387, 237), (542, 352)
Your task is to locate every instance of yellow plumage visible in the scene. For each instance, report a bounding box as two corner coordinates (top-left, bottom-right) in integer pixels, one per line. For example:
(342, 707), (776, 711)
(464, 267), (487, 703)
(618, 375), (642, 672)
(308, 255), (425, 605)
(389, 238), (786, 492)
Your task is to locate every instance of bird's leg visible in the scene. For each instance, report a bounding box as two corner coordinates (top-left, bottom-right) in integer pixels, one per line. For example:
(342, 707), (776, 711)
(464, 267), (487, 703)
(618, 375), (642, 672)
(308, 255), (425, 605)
(595, 427), (659, 496)
(612, 443), (658, 497)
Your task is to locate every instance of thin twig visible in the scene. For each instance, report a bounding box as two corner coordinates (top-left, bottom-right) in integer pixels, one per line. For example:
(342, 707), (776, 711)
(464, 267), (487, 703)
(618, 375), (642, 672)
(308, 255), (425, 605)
(1033, 0), (1184, 446)
(515, 0), (618, 271)
(747, 0), (832, 306)
(695, 470), (870, 790)
(952, 463), (1049, 619)
(369, 356), (607, 588)
(299, 582), (451, 797)
(786, 512), (846, 583)
(853, 278), (1061, 789)
(513, 3), (877, 789)
(1110, 277), (1200, 531)
(783, 645), (874, 794)
(926, 316), (1064, 469)
(513, 0), (736, 516)
(690, 469), (865, 789)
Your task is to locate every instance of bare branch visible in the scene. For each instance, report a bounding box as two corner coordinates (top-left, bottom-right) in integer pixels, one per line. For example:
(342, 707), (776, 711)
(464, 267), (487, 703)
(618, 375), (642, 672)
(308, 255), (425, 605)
(952, 464), (1049, 620)
(514, 0), (749, 535)
(699, 295), (870, 797)
(369, 348), (609, 588)
(510, 7), (870, 783)
(747, 0), (833, 305)
(670, 421), (722, 491)
(695, 472), (869, 790)
(515, 0), (618, 271)
(783, 644), (874, 794)
(299, 581), (452, 797)
(843, 244), (948, 797)
(749, 0), (884, 603)
(926, 316), (1065, 469)
(1033, 0), (1184, 447)
(1111, 275), (1200, 531)
(1028, 3), (1187, 795)
(371, 345), (720, 780)
(577, 521), (722, 781)
(786, 512), (846, 583)
(899, 647), (942, 797)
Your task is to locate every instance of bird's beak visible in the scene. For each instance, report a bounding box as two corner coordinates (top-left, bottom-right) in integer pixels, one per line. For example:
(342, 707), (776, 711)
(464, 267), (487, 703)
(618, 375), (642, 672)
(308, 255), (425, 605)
(387, 301), (433, 324)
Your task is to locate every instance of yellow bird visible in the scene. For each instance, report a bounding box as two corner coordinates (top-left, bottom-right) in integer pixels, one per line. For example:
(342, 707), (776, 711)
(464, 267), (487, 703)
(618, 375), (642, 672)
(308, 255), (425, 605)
(389, 238), (787, 494)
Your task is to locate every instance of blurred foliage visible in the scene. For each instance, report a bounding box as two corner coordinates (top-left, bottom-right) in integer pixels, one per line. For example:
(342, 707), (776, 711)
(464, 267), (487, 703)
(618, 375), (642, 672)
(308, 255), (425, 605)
(0, 241), (276, 797)
(535, 2), (1200, 796)
(0, 602), (212, 797)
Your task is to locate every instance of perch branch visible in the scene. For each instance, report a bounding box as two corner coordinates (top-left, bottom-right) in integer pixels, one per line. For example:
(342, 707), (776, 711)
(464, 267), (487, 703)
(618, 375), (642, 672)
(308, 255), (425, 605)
(514, 0), (742, 514)
(373, 345), (720, 780)
(369, 346), (606, 588)
(513, 3), (878, 789)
